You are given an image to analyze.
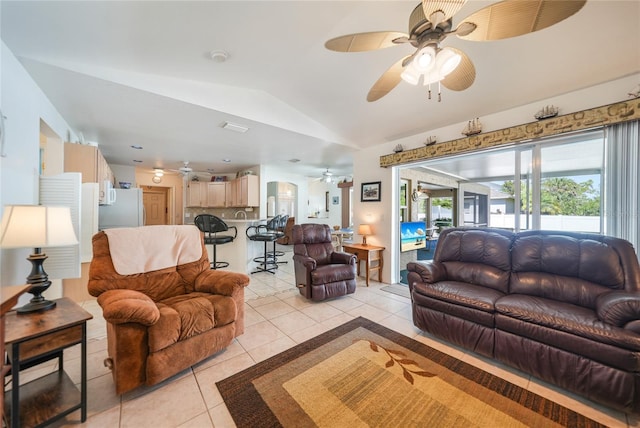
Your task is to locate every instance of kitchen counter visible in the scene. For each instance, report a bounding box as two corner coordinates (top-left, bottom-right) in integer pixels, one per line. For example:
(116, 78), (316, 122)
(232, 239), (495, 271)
(196, 219), (267, 273)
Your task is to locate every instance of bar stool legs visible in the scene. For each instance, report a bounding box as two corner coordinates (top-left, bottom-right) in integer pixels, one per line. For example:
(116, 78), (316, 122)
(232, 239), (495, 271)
(252, 240), (278, 274)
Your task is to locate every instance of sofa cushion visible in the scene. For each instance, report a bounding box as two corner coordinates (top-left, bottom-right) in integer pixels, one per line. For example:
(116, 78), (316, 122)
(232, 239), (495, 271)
(413, 280), (505, 313)
(148, 292), (237, 353)
(496, 294), (640, 353)
(436, 229), (512, 293)
(511, 235), (625, 307)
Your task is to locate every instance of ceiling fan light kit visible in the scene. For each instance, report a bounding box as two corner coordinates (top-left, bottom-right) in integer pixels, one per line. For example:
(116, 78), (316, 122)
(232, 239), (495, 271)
(325, 0), (586, 102)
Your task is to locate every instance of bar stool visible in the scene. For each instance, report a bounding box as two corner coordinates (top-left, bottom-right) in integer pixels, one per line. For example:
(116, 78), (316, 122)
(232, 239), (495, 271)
(194, 214), (237, 269)
(246, 224), (278, 274)
(267, 215), (288, 265)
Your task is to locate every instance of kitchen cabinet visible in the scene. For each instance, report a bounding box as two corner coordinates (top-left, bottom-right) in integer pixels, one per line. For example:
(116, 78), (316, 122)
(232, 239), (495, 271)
(225, 175), (258, 207)
(186, 182), (207, 207)
(187, 176), (258, 208)
(64, 143), (114, 205)
(207, 182), (226, 207)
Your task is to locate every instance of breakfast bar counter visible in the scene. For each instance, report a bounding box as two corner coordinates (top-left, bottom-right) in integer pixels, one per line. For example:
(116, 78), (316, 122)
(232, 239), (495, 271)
(202, 219), (265, 273)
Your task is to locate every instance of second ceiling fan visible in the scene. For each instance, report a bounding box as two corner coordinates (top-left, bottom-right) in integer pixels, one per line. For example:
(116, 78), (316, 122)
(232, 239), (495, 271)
(325, 0), (586, 102)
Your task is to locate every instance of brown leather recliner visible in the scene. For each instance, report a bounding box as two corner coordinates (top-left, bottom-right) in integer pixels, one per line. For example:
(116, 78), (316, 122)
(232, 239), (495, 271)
(276, 216), (295, 245)
(292, 224), (357, 301)
(88, 225), (250, 394)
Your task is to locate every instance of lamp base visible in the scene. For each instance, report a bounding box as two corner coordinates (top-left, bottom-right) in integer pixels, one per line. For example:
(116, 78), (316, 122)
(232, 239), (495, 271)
(17, 250), (56, 314)
(17, 298), (57, 313)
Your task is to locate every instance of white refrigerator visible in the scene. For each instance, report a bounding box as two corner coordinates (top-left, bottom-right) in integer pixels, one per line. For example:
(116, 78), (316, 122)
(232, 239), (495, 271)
(99, 188), (144, 229)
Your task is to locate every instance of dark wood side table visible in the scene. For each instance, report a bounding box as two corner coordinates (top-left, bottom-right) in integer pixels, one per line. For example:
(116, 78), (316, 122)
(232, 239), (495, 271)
(342, 243), (385, 286)
(3, 297), (93, 428)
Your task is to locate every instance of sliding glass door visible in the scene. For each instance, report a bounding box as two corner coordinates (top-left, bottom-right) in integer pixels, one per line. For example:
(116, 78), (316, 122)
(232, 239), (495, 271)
(401, 130), (604, 234)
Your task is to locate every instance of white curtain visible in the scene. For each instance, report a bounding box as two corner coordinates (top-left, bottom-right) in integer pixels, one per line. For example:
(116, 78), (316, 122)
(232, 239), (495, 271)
(604, 120), (639, 252)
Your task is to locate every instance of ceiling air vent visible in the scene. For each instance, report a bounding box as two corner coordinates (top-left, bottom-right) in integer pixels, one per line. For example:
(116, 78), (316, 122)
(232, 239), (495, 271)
(221, 121), (249, 133)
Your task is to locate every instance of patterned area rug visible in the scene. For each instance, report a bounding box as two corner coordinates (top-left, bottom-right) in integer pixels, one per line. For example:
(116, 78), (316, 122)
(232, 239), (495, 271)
(217, 317), (604, 428)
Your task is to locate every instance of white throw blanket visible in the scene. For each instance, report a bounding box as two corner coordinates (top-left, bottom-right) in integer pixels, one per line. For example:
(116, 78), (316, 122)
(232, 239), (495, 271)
(104, 225), (203, 275)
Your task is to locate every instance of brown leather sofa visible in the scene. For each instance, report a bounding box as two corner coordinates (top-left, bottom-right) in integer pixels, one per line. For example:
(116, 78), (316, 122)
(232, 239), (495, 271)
(88, 225), (250, 394)
(407, 227), (640, 413)
(293, 224), (357, 301)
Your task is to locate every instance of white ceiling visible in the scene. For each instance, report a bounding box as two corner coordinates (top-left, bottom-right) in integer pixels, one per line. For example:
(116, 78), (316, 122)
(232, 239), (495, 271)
(2, 1), (639, 180)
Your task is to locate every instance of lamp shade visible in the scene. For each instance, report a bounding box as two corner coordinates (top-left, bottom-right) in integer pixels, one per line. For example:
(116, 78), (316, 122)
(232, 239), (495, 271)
(358, 224), (372, 236)
(0, 205), (78, 249)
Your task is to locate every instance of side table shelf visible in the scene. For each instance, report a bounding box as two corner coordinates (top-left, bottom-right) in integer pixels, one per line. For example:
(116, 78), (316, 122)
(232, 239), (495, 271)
(3, 297), (92, 428)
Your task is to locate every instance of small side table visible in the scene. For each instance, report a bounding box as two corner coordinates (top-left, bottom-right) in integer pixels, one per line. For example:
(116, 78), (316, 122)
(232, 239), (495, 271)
(342, 243), (385, 286)
(3, 297), (93, 428)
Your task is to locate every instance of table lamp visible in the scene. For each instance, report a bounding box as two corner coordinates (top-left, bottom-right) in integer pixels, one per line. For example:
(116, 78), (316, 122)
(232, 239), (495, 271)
(0, 205), (78, 313)
(358, 224), (372, 246)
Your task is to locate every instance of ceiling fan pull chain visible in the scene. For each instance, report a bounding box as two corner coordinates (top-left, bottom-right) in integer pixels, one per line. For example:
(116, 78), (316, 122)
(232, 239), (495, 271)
(438, 81), (442, 102)
(427, 82), (432, 100)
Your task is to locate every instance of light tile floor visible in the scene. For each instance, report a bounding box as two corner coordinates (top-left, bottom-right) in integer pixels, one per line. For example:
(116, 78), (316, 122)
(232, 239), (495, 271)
(14, 248), (639, 427)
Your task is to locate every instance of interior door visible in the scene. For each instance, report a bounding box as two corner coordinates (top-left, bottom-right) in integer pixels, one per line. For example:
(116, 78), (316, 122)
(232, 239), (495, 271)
(143, 188), (168, 225)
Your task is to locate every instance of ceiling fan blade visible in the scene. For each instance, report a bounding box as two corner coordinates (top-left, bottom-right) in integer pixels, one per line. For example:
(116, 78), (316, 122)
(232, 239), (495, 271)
(367, 56), (410, 102)
(457, 0), (586, 42)
(325, 31), (408, 52)
(441, 48), (475, 91)
(421, 0), (468, 22)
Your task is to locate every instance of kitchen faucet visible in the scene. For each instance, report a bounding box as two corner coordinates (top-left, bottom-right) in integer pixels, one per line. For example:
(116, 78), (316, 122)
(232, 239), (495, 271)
(234, 210), (247, 219)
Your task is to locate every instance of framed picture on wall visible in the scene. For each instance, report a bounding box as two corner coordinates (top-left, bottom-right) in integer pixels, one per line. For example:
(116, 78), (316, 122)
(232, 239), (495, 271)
(361, 181), (381, 202)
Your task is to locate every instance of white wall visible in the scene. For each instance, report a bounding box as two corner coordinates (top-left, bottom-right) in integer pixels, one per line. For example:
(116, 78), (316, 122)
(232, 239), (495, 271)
(353, 73), (640, 284)
(0, 41), (77, 294)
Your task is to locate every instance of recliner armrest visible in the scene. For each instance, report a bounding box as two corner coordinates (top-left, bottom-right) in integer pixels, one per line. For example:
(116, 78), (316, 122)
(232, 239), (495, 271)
(406, 261), (446, 284)
(596, 291), (640, 330)
(331, 251), (357, 265)
(195, 270), (250, 296)
(293, 254), (316, 271)
(97, 289), (160, 326)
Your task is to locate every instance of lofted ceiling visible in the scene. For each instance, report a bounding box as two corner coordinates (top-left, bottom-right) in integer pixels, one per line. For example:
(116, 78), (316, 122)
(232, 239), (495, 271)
(2, 1), (638, 181)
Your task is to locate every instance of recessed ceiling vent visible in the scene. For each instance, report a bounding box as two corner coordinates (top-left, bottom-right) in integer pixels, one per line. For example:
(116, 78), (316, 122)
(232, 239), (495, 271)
(221, 121), (249, 133)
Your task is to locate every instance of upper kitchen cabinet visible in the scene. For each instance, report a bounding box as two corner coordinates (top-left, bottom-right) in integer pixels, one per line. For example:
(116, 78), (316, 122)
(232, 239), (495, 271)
(64, 143), (114, 205)
(207, 182), (226, 208)
(186, 182), (206, 207)
(226, 175), (258, 208)
(238, 175), (259, 207)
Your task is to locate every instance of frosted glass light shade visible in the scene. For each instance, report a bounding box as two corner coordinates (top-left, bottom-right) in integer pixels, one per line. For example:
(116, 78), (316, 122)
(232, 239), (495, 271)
(0, 205), (78, 249)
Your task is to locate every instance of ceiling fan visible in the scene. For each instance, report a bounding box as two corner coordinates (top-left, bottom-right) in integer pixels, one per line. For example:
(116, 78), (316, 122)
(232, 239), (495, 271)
(321, 169), (334, 183)
(325, 0), (586, 102)
(165, 161), (213, 180)
(313, 168), (334, 183)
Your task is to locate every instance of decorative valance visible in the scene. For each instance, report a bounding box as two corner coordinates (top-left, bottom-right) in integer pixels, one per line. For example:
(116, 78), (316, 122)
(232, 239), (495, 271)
(380, 98), (640, 168)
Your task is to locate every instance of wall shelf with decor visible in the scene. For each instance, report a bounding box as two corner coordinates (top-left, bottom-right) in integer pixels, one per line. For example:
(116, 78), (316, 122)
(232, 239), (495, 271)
(337, 181), (353, 188)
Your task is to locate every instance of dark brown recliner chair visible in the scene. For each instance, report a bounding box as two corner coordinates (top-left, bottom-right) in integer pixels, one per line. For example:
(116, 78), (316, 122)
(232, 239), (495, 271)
(292, 224), (357, 301)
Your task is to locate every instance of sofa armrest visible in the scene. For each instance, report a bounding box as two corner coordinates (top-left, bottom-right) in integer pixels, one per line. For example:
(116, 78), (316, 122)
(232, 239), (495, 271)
(195, 270), (250, 296)
(331, 251), (357, 265)
(406, 261), (446, 284)
(97, 289), (160, 326)
(596, 291), (640, 330)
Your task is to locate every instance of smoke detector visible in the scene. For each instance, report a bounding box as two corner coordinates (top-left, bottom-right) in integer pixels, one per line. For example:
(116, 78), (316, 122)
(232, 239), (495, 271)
(210, 50), (228, 63)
